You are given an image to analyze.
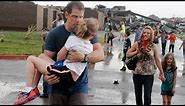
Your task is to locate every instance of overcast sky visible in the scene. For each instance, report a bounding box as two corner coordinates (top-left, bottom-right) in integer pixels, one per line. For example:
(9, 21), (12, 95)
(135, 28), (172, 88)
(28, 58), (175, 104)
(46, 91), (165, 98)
(33, 1), (185, 18)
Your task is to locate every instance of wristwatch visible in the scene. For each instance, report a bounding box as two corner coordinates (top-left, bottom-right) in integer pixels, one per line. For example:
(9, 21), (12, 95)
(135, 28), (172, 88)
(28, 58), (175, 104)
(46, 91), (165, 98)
(82, 54), (88, 63)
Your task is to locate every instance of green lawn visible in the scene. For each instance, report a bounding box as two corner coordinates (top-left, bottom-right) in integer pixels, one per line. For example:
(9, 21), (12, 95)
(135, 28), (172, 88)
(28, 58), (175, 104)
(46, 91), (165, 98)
(0, 31), (105, 56)
(0, 31), (43, 55)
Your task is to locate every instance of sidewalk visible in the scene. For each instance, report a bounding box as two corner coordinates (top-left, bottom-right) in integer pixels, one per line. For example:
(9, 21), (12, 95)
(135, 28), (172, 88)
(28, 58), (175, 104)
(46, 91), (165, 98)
(0, 31), (185, 105)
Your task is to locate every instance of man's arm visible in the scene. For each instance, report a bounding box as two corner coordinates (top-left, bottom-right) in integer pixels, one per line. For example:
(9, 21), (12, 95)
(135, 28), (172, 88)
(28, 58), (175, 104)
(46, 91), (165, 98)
(43, 50), (60, 85)
(67, 42), (104, 64)
(87, 43), (104, 63)
(57, 46), (68, 61)
(44, 50), (55, 59)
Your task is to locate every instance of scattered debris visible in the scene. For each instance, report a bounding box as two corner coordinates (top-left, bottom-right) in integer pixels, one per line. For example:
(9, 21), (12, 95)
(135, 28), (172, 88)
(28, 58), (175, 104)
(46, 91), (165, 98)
(113, 80), (119, 84)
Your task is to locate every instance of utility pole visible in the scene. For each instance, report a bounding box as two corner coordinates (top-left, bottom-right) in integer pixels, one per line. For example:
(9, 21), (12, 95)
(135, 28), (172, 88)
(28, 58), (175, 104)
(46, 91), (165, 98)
(183, 62), (185, 75)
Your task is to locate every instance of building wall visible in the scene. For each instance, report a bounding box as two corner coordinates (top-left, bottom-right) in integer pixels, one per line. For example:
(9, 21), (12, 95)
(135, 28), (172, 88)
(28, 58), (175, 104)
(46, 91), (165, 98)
(43, 8), (48, 30)
(84, 8), (98, 18)
(84, 8), (105, 30)
(98, 11), (105, 30)
(43, 8), (59, 30)
(0, 2), (106, 31)
(47, 8), (56, 30)
(36, 5), (44, 31)
(0, 1), (37, 31)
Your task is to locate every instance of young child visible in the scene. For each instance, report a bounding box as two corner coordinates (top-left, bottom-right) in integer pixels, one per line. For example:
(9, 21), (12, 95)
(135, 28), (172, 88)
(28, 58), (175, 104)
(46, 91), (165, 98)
(120, 30), (131, 71)
(161, 53), (177, 105)
(14, 18), (99, 105)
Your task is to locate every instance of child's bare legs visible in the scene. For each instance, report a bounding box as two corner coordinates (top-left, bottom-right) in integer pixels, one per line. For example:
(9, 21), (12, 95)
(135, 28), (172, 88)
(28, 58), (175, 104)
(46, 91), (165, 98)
(26, 54), (55, 88)
(14, 54), (55, 105)
(162, 95), (172, 105)
(167, 96), (172, 105)
(162, 95), (168, 105)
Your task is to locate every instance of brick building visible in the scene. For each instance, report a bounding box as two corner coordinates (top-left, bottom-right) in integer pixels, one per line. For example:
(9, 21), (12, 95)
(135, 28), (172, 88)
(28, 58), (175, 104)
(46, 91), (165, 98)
(0, 1), (105, 31)
(0, 1), (61, 31)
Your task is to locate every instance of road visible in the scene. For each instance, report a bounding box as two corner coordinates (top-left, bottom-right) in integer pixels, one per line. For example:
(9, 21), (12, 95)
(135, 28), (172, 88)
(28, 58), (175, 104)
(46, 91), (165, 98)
(0, 31), (185, 105)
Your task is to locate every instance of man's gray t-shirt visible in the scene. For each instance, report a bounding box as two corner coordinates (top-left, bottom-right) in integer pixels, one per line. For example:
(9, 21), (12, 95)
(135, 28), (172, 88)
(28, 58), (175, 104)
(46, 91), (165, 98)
(44, 25), (98, 95)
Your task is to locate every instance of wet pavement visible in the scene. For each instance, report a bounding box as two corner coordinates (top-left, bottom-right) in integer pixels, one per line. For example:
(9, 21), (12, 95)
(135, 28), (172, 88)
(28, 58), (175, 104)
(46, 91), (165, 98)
(0, 31), (185, 105)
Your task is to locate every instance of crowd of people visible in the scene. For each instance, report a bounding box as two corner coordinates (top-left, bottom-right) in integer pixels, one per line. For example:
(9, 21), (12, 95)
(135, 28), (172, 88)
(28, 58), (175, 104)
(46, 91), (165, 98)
(12, 1), (184, 105)
(103, 17), (180, 105)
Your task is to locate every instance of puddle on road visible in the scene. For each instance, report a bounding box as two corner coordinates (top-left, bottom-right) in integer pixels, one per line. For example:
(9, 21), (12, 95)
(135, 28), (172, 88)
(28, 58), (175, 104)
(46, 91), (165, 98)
(0, 82), (18, 99)
(0, 81), (43, 100)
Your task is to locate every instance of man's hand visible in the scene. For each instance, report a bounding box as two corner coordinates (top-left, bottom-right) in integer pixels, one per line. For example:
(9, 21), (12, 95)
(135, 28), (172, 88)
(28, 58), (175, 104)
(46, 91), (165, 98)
(44, 71), (60, 85)
(67, 49), (84, 62)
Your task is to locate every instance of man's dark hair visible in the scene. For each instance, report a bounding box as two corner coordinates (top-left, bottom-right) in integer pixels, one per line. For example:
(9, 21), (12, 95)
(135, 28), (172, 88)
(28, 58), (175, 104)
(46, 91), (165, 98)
(65, 1), (84, 14)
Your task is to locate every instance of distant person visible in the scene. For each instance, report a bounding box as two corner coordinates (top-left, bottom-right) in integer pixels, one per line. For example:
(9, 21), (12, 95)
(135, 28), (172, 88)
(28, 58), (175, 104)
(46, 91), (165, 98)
(120, 30), (131, 71)
(104, 17), (112, 43)
(52, 13), (65, 28)
(118, 21), (125, 41)
(160, 30), (168, 56)
(179, 37), (185, 61)
(153, 26), (160, 44)
(134, 26), (142, 42)
(107, 27), (115, 46)
(168, 31), (176, 53)
(161, 53), (177, 105)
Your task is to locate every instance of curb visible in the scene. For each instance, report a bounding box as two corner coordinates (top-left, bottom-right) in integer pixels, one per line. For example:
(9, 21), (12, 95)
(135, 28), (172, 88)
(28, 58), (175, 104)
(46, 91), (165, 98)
(0, 55), (29, 60)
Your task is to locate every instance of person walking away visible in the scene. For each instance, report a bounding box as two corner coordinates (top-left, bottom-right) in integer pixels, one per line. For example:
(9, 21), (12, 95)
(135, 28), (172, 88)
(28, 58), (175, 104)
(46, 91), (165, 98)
(160, 53), (177, 105)
(120, 30), (131, 71)
(168, 31), (176, 53)
(160, 30), (168, 56)
(127, 26), (165, 105)
(179, 37), (185, 62)
(153, 26), (160, 44)
(107, 27), (115, 46)
(179, 37), (185, 74)
(104, 17), (111, 43)
(134, 26), (142, 42)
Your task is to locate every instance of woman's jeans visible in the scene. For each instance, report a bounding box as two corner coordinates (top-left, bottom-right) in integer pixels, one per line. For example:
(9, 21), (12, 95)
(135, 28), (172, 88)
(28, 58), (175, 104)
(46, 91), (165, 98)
(133, 74), (154, 105)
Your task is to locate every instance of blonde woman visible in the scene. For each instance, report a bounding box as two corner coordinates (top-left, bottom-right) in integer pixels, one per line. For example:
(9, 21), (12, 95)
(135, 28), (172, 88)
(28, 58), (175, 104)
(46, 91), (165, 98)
(127, 26), (165, 105)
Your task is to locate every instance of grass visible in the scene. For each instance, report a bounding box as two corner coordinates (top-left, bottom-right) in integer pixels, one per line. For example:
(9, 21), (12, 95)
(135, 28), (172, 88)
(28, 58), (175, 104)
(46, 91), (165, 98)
(0, 31), (105, 56)
(0, 31), (43, 55)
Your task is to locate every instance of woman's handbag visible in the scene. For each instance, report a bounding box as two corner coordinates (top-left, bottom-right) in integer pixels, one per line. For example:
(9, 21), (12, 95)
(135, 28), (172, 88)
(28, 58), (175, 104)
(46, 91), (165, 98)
(125, 55), (138, 70)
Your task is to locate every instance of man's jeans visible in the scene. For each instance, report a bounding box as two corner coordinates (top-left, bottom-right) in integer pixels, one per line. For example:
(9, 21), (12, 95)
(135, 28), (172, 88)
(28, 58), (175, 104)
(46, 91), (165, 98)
(133, 74), (154, 105)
